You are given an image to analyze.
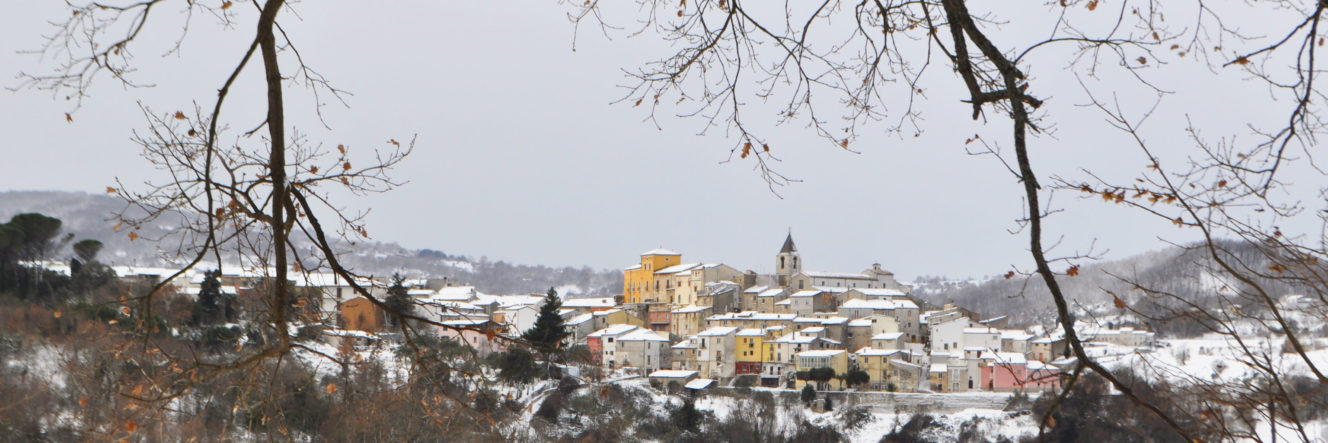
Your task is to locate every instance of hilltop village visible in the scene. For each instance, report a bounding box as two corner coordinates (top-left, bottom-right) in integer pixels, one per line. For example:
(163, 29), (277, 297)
(321, 234), (1155, 394)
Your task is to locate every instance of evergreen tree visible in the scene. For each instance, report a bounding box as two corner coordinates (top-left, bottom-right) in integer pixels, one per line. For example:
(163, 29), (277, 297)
(72, 239), (103, 264)
(801, 384), (816, 405)
(195, 269), (223, 325)
(521, 287), (569, 355)
(384, 273), (413, 327)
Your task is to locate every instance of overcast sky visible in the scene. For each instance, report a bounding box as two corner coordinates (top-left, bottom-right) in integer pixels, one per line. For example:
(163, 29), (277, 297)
(4, 1), (1313, 281)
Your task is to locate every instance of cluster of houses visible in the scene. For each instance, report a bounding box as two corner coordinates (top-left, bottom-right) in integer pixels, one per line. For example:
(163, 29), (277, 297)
(115, 234), (1156, 394)
(599, 235), (1156, 393)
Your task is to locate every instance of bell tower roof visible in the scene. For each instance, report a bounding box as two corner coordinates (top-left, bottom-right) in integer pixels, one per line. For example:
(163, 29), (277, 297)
(779, 233), (797, 254)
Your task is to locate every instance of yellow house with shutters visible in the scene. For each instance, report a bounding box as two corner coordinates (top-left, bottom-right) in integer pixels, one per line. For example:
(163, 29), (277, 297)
(735, 328), (765, 375)
(623, 249), (682, 304)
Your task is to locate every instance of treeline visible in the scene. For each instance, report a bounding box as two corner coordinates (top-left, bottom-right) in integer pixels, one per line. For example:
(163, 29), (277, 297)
(0, 212), (115, 307)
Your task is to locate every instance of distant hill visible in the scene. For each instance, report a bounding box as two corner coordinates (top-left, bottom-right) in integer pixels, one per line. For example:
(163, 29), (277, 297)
(0, 190), (623, 297)
(910, 240), (1298, 336)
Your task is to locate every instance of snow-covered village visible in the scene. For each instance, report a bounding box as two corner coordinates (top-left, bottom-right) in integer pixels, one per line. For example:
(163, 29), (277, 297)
(5, 1), (1328, 442)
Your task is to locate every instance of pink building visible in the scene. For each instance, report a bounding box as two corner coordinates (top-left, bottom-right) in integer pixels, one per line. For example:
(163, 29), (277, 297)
(979, 352), (1061, 392)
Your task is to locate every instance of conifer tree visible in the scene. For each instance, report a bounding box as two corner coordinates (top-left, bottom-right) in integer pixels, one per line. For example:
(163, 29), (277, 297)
(384, 273), (413, 327)
(195, 269), (223, 325)
(522, 287), (569, 356)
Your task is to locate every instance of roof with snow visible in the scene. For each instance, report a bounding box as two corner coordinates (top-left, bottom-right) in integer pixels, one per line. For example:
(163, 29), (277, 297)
(871, 332), (905, 341)
(744, 285), (770, 294)
(563, 297), (616, 308)
(819, 317), (848, 325)
(771, 333), (816, 344)
(684, 378), (715, 390)
(840, 299), (917, 310)
(797, 350), (846, 358)
(566, 313), (595, 325)
(1001, 330), (1034, 341)
(803, 271), (874, 280)
(757, 288), (785, 297)
(642, 248), (681, 256)
(624, 264), (642, 271)
(432, 286), (480, 301)
(736, 328), (765, 337)
(698, 326), (739, 337)
(852, 288), (907, 297)
(981, 351), (1028, 365)
(587, 324), (638, 337)
(656, 263), (701, 275)
(671, 305), (712, 314)
(618, 329), (670, 342)
(649, 370), (698, 379)
(707, 311), (795, 322)
(790, 290), (822, 298)
(847, 319), (874, 327)
(855, 347), (904, 357)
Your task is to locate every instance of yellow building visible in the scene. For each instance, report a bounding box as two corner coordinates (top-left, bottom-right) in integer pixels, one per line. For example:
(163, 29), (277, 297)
(623, 249), (682, 304)
(855, 348), (923, 392)
(735, 328), (765, 375)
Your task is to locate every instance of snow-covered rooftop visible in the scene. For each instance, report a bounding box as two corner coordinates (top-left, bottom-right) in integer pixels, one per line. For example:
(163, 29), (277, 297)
(852, 288), (907, 297)
(641, 248), (681, 256)
(855, 347), (904, 357)
(797, 349), (846, 357)
(649, 370), (698, 379)
(618, 329), (670, 342)
(671, 305), (712, 314)
(588, 324), (638, 337)
(803, 271), (874, 280)
(697, 326), (739, 337)
(563, 297), (616, 308)
(684, 378), (714, 390)
(736, 328), (765, 337)
(872, 332), (905, 340)
(655, 263), (701, 275)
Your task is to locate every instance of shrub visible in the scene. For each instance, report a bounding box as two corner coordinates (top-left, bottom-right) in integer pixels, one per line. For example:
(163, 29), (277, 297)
(494, 348), (540, 384)
(734, 374), (757, 390)
(200, 325), (242, 352)
(842, 406), (874, 431)
(881, 414), (940, 443)
(843, 369), (870, 388)
(801, 384), (816, 405)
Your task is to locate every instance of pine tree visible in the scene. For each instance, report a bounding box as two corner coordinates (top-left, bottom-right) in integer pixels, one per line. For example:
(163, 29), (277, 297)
(522, 287), (569, 356)
(195, 269), (223, 325)
(384, 273), (413, 327)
